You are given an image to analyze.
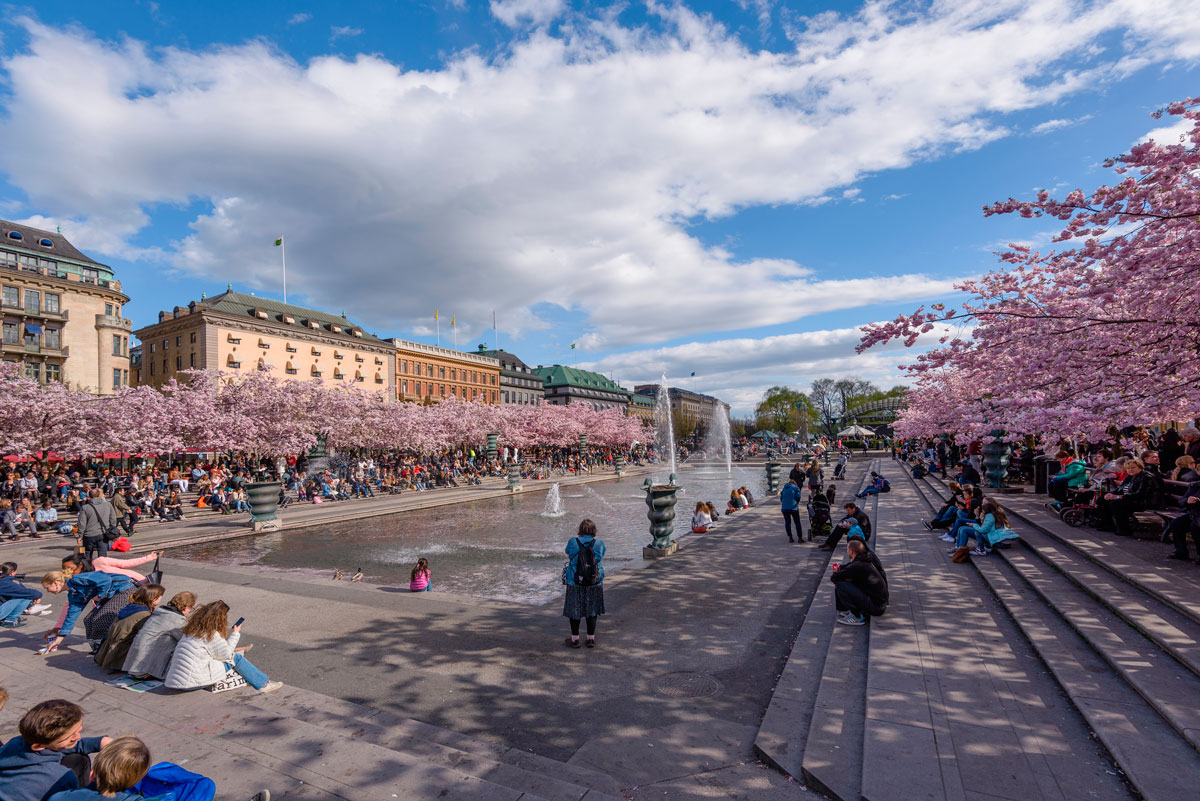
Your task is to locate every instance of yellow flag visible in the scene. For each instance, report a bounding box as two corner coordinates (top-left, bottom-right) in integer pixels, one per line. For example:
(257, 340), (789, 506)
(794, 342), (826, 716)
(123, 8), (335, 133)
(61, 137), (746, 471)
(435, 309), (439, 321)
(451, 316), (455, 327)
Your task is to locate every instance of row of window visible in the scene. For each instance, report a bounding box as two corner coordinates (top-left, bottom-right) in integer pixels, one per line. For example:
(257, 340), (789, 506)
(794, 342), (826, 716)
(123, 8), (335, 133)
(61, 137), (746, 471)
(501, 390), (540, 404)
(2, 286), (61, 314)
(399, 359), (498, 385)
(4, 232), (54, 247)
(148, 332), (197, 353)
(0, 250), (106, 285)
(5, 360), (62, 383)
(3, 321), (61, 350)
(399, 380), (497, 402)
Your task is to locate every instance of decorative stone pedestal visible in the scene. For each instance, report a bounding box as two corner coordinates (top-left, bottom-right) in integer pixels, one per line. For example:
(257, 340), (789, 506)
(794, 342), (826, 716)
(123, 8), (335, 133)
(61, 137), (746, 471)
(507, 463), (521, 492)
(643, 542), (679, 559)
(253, 518), (282, 532)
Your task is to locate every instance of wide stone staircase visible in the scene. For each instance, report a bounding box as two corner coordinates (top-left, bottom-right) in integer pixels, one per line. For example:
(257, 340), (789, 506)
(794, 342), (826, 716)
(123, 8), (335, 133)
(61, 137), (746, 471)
(906, 471), (1200, 801)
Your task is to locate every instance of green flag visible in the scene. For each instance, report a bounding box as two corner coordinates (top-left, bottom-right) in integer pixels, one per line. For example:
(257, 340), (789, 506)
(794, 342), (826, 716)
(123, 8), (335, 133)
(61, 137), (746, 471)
(570, 343), (576, 349)
(274, 237), (283, 246)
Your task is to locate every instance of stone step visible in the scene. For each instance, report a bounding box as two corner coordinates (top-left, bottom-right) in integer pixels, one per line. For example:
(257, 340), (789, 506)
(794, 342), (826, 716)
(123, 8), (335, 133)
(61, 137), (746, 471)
(973, 550), (1200, 801)
(997, 543), (1200, 752)
(800, 580), (869, 801)
(238, 684), (624, 801)
(1011, 523), (1200, 680)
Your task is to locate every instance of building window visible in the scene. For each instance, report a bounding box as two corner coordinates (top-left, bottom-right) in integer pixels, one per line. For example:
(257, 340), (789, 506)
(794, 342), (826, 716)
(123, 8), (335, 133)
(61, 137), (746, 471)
(190, 332), (197, 343)
(45, 294), (59, 313)
(162, 339), (168, 350)
(176, 336), (182, 347)
(258, 338), (269, 349)
(189, 353), (196, 368)
(149, 363), (155, 376)
(438, 366), (445, 379)
(450, 386), (457, 397)
(491, 390), (496, 402)
(44, 328), (60, 350)
(2, 322), (17, 345)
(105, 303), (114, 316)
(439, 384), (446, 396)
(285, 342), (296, 352)
(46, 364), (60, 382)
(113, 334), (122, 356)
(375, 372), (383, 384)
(286, 361), (297, 375)
(7, 231), (21, 241)
(23, 289), (38, 312)
(149, 343), (155, 353)
(25, 363), (39, 381)
(427, 382), (433, 395)
(113, 369), (121, 389)
(23, 325), (39, 347)
(162, 359), (167, 372)
(401, 380), (408, 393)
(123, 337), (128, 355)
(176, 356), (182, 370)
(82, 268), (99, 284)
(2, 286), (17, 307)
(123, 370), (128, 385)
(401, 360), (408, 374)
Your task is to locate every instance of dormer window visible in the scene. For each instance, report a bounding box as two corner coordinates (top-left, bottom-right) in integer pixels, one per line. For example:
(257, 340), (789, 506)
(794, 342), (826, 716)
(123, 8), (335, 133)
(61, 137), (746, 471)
(253, 308), (268, 319)
(38, 238), (52, 248)
(331, 324), (342, 334)
(283, 314), (295, 324)
(306, 319), (319, 329)
(7, 232), (22, 240)
(352, 328), (363, 337)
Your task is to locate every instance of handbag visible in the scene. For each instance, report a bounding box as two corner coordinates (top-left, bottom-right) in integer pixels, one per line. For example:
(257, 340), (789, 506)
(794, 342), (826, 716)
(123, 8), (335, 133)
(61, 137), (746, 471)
(145, 555), (163, 585)
(951, 546), (971, 563)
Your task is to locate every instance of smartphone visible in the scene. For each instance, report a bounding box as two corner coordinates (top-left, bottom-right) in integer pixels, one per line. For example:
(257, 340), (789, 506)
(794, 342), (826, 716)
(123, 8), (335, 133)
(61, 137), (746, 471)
(234, 617), (245, 627)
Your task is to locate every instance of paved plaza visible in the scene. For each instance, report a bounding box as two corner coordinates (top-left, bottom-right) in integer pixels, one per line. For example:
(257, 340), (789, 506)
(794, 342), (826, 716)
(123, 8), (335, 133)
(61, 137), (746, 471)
(4, 456), (1200, 800)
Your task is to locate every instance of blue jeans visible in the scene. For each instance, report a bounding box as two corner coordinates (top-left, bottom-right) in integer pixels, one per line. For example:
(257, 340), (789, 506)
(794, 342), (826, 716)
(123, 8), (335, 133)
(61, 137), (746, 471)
(934, 506), (956, 524)
(226, 652), (270, 690)
(0, 598), (32, 623)
(956, 525), (988, 549)
(947, 510), (973, 540)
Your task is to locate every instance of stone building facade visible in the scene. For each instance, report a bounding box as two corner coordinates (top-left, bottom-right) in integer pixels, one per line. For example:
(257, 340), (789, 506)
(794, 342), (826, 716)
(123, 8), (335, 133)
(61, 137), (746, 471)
(0, 220), (131, 394)
(535, 365), (631, 411)
(131, 289), (395, 390)
(475, 347), (542, 405)
(393, 339), (500, 403)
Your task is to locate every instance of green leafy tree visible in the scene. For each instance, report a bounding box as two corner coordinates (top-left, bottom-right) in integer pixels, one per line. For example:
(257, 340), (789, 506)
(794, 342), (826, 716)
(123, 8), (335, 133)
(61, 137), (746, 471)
(755, 386), (817, 438)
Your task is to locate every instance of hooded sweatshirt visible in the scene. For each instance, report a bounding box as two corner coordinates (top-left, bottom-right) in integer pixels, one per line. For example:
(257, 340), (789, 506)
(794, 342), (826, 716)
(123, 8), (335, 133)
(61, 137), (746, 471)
(0, 735), (104, 801)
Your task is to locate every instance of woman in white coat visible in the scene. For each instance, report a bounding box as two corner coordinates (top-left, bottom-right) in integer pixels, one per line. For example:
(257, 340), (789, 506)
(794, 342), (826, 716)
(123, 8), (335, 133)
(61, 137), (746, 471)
(164, 600), (281, 693)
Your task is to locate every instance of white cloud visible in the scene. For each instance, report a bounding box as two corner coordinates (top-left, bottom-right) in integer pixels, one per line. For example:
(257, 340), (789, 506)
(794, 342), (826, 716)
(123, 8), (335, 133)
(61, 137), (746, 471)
(580, 322), (961, 415)
(490, 0), (565, 28)
(288, 13), (312, 26)
(330, 25), (362, 40)
(0, 2), (1196, 350)
(1031, 114), (1092, 134)
(1139, 116), (1192, 145)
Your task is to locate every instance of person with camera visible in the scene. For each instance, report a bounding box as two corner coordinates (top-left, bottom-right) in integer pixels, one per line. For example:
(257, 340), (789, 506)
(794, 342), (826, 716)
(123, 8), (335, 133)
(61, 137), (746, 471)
(563, 519), (606, 649)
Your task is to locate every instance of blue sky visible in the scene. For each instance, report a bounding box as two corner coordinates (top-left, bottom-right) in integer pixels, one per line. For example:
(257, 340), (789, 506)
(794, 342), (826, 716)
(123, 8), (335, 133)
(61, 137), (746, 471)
(1, 1), (1197, 413)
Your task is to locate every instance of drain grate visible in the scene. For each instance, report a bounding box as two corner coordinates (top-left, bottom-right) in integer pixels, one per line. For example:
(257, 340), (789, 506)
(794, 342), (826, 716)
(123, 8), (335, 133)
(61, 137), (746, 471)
(652, 671), (722, 698)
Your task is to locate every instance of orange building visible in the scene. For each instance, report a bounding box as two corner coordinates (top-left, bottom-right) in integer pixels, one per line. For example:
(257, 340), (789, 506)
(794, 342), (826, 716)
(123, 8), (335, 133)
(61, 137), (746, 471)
(393, 338), (500, 403)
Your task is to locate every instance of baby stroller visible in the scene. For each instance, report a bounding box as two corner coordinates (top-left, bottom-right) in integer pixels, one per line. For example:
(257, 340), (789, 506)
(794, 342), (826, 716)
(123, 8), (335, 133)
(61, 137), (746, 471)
(808, 491), (832, 542)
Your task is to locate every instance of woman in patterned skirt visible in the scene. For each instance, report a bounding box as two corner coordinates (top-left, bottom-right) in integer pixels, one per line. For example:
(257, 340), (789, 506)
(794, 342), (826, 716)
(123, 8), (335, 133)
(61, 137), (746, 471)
(563, 519), (606, 648)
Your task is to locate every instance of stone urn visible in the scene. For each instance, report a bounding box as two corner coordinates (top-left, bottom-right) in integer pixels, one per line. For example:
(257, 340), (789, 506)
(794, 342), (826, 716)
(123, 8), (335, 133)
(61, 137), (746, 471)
(765, 452), (782, 495)
(245, 481), (282, 531)
(614, 453), (626, 476)
(982, 430), (1012, 489)
(486, 433), (499, 462)
(643, 476), (679, 558)
(507, 461), (522, 492)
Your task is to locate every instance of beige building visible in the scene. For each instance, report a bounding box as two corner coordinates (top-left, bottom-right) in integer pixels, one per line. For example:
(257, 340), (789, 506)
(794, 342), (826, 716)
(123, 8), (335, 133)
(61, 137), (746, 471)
(393, 338), (500, 403)
(0, 220), (131, 394)
(132, 289), (395, 391)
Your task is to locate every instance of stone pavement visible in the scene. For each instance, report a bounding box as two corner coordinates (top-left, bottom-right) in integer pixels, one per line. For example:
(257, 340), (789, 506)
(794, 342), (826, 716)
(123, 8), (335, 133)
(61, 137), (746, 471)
(0, 462), (873, 800)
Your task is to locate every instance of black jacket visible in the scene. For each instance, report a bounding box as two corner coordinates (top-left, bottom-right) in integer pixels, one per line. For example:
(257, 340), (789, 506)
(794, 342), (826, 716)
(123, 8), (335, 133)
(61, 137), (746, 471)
(831, 552), (889, 608)
(1113, 472), (1154, 509)
(838, 508), (872, 539)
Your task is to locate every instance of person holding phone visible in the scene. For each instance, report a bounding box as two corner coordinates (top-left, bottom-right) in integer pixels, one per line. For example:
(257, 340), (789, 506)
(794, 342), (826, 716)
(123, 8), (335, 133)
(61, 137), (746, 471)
(164, 600), (281, 693)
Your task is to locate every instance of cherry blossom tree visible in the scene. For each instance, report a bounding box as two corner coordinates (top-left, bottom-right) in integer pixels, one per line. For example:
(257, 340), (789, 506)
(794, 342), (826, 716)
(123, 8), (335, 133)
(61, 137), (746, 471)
(860, 97), (1200, 441)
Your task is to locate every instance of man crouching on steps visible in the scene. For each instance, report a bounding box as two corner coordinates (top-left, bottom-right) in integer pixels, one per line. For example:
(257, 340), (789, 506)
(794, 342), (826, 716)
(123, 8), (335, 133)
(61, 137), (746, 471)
(831, 539), (888, 626)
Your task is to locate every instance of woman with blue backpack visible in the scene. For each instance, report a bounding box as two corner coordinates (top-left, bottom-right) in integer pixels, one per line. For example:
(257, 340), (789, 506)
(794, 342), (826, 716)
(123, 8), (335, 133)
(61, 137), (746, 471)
(563, 519), (605, 649)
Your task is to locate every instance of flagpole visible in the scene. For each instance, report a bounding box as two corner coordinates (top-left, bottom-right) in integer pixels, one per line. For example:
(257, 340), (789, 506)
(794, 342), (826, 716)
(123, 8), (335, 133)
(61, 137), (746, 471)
(281, 238), (287, 303)
(493, 310), (498, 351)
(436, 312), (440, 348)
(452, 318), (457, 350)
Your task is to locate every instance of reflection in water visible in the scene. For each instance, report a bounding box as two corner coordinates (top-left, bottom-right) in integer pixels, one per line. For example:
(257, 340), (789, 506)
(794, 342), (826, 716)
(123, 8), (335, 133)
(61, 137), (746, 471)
(176, 468), (768, 605)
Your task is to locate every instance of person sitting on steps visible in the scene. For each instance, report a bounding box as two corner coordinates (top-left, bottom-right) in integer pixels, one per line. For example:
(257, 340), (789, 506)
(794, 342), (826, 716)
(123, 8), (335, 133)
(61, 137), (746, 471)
(820, 502), (872, 551)
(831, 538), (888, 626)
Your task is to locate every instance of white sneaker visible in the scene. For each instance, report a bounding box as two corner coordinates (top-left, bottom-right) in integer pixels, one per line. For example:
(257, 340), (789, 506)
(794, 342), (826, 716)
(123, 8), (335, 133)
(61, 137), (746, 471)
(26, 603), (53, 616)
(939, 534), (954, 542)
(258, 680), (283, 693)
(837, 612), (866, 626)
(970, 547), (989, 556)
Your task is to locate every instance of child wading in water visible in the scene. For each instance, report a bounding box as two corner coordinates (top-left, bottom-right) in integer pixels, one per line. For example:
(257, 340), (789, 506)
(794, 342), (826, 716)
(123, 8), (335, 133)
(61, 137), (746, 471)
(410, 558), (431, 592)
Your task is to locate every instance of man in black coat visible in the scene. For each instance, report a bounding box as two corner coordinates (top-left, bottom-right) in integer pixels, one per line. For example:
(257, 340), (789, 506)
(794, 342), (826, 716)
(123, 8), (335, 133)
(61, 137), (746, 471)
(831, 539), (888, 625)
(1165, 481), (1200, 562)
(819, 502), (872, 551)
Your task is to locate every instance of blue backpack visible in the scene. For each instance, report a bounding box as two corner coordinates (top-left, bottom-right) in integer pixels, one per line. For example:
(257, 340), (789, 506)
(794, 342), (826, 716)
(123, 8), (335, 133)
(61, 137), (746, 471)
(132, 763), (217, 801)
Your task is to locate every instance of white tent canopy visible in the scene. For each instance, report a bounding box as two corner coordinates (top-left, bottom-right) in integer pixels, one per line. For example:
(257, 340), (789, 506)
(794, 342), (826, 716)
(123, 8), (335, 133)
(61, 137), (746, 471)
(836, 424), (875, 437)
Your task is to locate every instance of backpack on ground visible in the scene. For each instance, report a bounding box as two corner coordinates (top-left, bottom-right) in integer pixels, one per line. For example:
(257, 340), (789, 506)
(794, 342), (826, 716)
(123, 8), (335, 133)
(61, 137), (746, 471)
(880, 478), (891, 493)
(574, 538), (599, 587)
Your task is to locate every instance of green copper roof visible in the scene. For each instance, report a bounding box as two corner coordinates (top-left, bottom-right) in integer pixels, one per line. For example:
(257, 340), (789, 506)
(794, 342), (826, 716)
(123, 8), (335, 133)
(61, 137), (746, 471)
(534, 365), (632, 396)
(631, 393), (656, 406)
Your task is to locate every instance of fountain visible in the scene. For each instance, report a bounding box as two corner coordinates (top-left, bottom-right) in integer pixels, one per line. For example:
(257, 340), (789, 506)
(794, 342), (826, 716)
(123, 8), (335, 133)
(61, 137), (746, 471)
(653, 376), (676, 475)
(541, 483), (566, 517)
(702, 403), (732, 473)
(643, 474), (679, 559)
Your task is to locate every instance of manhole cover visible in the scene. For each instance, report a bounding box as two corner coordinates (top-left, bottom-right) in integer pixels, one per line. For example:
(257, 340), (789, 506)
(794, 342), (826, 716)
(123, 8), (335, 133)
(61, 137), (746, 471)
(652, 672), (722, 698)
